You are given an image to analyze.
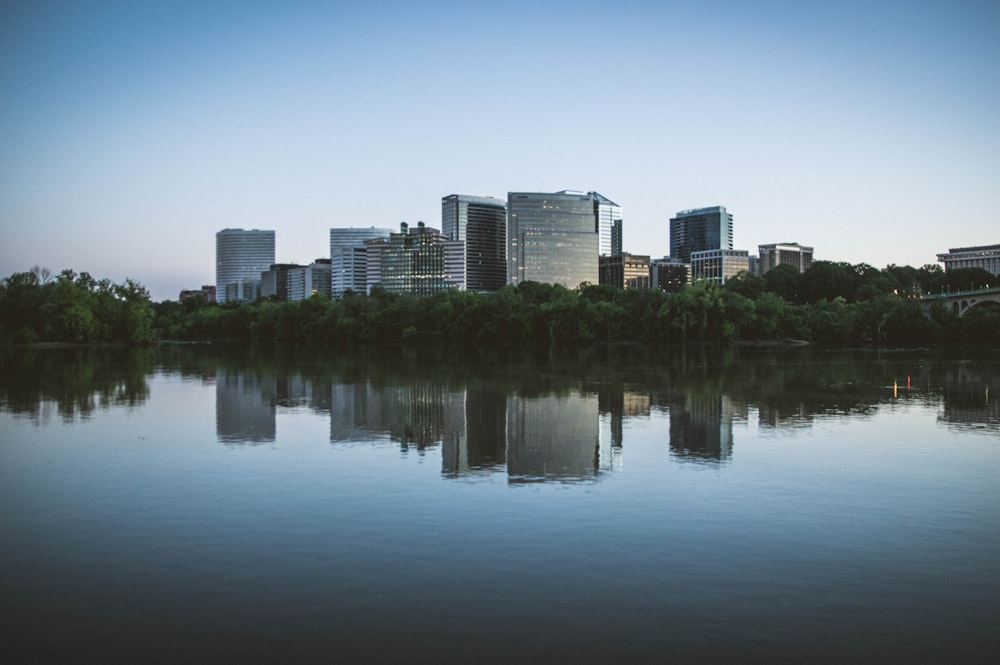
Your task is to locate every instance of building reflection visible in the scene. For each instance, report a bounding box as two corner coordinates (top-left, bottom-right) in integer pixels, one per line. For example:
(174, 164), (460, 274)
(666, 394), (736, 464)
(506, 393), (601, 483)
(215, 368), (276, 444)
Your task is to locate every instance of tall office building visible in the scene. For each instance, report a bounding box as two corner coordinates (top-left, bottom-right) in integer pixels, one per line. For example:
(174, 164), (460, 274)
(669, 206), (733, 263)
(590, 191), (622, 257)
(441, 194), (507, 292)
(216, 228), (275, 303)
(758, 242), (814, 274)
(378, 222), (465, 296)
(330, 227), (393, 297)
(507, 191), (600, 288)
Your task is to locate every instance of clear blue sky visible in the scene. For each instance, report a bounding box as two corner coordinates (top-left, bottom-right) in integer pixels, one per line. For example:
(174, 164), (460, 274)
(2, 0), (998, 300)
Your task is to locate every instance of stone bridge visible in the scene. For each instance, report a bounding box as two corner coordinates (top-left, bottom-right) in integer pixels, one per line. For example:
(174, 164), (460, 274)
(920, 286), (1000, 317)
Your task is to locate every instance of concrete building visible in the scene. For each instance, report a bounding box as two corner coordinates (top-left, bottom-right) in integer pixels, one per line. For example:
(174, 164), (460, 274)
(442, 195), (507, 292)
(690, 248), (750, 285)
(260, 263), (302, 301)
(599, 253), (651, 289)
(507, 191), (600, 288)
(377, 222), (465, 296)
(216, 228), (275, 303)
(650, 258), (689, 293)
(937, 244), (1000, 276)
(758, 242), (814, 274)
(330, 227), (393, 297)
(669, 206), (733, 263)
(288, 260), (332, 301)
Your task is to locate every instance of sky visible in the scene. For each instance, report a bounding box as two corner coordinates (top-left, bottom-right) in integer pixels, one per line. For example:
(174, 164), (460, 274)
(1, 0), (998, 301)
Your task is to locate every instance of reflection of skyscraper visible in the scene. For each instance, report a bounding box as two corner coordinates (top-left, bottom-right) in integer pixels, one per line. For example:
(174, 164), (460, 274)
(507, 392), (600, 482)
(442, 387), (507, 476)
(668, 394), (733, 463)
(216, 369), (276, 443)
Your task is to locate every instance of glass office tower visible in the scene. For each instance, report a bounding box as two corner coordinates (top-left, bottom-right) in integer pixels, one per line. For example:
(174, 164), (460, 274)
(590, 191), (622, 257)
(669, 206), (733, 263)
(216, 228), (275, 303)
(441, 194), (507, 292)
(507, 191), (600, 288)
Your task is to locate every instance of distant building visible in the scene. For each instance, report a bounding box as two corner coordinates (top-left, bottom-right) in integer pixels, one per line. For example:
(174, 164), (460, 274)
(442, 195), (507, 292)
(179, 285), (216, 302)
(288, 260), (332, 301)
(377, 222), (465, 296)
(758, 242), (813, 274)
(241, 278), (262, 303)
(690, 248), (749, 285)
(507, 191), (600, 288)
(748, 255), (761, 277)
(599, 253), (650, 289)
(937, 244), (1000, 276)
(216, 228), (275, 303)
(669, 206), (733, 263)
(330, 227), (393, 297)
(260, 263), (302, 301)
(650, 257), (689, 293)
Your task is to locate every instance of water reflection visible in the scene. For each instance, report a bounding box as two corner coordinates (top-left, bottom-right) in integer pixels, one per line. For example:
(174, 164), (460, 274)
(3, 346), (999, 471)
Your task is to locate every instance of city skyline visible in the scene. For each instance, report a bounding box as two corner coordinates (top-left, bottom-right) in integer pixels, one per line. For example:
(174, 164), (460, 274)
(2, 1), (998, 301)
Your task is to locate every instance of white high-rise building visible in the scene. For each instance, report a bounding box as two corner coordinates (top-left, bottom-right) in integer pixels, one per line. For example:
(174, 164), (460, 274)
(330, 227), (393, 297)
(216, 229), (275, 303)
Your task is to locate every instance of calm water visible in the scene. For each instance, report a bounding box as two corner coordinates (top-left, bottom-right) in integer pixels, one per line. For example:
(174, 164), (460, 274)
(1, 345), (998, 664)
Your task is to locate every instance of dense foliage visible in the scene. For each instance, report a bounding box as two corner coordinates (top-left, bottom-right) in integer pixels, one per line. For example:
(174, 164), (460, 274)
(0, 267), (154, 345)
(3, 262), (998, 347)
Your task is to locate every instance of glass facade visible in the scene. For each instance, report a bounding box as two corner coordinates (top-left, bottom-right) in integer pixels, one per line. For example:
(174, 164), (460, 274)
(215, 229), (275, 303)
(442, 195), (507, 292)
(589, 192), (622, 257)
(380, 222), (465, 296)
(507, 191), (599, 288)
(599, 253), (651, 289)
(669, 206), (733, 263)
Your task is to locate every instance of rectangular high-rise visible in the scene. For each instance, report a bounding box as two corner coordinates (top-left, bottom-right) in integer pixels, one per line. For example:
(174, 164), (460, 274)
(507, 191), (600, 288)
(442, 195), (507, 292)
(216, 228), (275, 303)
(590, 192), (622, 257)
(330, 227), (393, 297)
(669, 206), (733, 263)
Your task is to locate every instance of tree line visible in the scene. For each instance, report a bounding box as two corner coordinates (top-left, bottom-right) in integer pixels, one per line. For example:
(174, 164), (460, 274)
(2, 261), (998, 347)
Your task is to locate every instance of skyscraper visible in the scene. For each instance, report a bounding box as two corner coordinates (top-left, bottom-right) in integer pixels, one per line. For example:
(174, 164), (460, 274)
(590, 191), (622, 257)
(216, 228), (275, 303)
(669, 206), (733, 263)
(329, 227), (393, 297)
(507, 191), (600, 288)
(441, 194), (507, 292)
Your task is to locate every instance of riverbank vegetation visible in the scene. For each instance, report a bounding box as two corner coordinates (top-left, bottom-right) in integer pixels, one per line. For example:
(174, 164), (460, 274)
(2, 262), (998, 347)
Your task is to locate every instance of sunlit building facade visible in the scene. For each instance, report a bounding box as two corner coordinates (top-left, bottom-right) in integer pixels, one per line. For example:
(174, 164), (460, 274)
(669, 206), (733, 263)
(507, 191), (600, 288)
(591, 191), (623, 257)
(216, 228), (275, 303)
(442, 194), (507, 292)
